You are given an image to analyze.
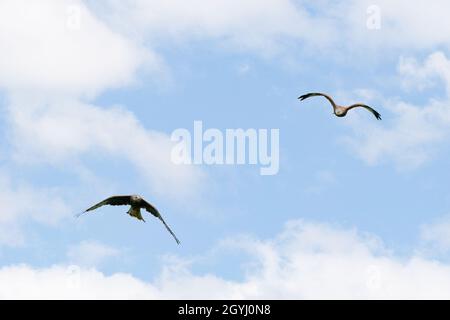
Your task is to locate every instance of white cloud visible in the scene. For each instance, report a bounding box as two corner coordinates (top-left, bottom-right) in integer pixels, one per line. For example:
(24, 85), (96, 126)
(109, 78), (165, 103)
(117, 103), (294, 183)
(0, 1), (204, 202)
(0, 264), (158, 299)
(67, 241), (120, 267)
(1, 0), (449, 96)
(94, 0), (336, 56)
(0, 170), (70, 246)
(91, 1), (450, 60)
(344, 52), (450, 169)
(3, 220), (450, 299)
(7, 99), (204, 199)
(362, 0), (450, 50)
(0, 0), (157, 98)
(398, 52), (450, 93)
(317, 1), (450, 56)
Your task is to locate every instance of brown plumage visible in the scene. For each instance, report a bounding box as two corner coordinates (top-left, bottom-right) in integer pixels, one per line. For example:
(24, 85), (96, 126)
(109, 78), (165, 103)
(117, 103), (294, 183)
(298, 92), (381, 120)
(79, 195), (180, 244)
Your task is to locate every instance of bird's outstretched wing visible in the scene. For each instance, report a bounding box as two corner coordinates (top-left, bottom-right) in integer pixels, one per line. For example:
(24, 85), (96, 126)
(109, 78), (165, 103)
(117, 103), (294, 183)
(347, 104), (382, 120)
(142, 199), (181, 245)
(82, 195), (132, 214)
(298, 92), (337, 109)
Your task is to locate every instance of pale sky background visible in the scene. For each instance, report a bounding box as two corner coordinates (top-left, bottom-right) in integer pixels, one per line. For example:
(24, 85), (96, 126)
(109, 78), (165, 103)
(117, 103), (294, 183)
(2, 0), (450, 299)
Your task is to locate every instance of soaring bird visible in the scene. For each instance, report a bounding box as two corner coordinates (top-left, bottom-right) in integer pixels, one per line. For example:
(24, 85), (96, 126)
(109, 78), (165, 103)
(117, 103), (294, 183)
(79, 195), (180, 244)
(298, 92), (381, 120)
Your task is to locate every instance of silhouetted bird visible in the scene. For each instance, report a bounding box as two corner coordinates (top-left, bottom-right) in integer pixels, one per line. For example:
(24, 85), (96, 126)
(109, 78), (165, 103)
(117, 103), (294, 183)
(298, 92), (381, 120)
(79, 195), (180, 244)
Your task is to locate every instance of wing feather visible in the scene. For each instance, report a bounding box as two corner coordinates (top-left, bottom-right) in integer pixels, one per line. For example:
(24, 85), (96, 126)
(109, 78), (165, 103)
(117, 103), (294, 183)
(347, 104), (382, 120)
(141, 199), (181, 245)
(84, 195), (131, 212)
(298, 92), (337, 109)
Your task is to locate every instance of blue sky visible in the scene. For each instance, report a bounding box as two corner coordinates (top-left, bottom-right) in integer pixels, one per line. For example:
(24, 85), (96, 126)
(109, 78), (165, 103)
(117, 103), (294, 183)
(2, 0), (450, 298)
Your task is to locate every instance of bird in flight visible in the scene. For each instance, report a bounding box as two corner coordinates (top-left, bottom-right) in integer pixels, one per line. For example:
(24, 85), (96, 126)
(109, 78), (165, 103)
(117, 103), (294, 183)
(78, 195), (180, 244)
(298, 92), (381, 120)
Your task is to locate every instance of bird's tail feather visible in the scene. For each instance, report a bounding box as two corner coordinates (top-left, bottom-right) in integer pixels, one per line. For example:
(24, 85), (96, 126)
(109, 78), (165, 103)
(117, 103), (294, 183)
(158, 216), (181, 245)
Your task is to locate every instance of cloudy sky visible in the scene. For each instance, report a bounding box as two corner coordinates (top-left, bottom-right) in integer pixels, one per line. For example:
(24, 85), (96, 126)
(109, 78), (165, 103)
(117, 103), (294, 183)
(2, 0), (450, 299)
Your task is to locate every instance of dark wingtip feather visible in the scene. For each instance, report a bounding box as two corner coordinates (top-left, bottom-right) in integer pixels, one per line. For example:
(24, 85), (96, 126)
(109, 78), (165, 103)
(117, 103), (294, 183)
(158, 216), (181, 245)
(298, 94), (308, 101)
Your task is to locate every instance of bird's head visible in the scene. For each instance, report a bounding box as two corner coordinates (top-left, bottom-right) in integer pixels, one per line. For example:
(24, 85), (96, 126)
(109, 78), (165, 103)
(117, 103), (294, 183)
(131, 195), (142, 202)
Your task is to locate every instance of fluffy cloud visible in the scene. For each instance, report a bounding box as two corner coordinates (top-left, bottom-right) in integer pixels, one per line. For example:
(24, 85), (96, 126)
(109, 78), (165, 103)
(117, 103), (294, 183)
(398, 52), (450, 94)
(0, 0), (204, 205)
(93, 0), (336, 56)
(7, 98), (204, 199)
(361, 0), (450, 50)
(0, 0), (156, 97)
(0, 264), (158, 299)
(0, 170), (70, 246)
(344, 52), (450, 169)
(91, 0), (450, 59)
(3, 220), (450, 299)
(2, 0), (450, 96)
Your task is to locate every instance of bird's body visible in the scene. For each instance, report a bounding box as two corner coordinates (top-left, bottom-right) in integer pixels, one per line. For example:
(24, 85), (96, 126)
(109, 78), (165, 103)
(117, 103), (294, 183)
(334, 106), (347, 117)
(79, 195), (180, 244)
(298, 92), (382, 120)
(127, 204), (145, 221)
(127, 195), (146, 221)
